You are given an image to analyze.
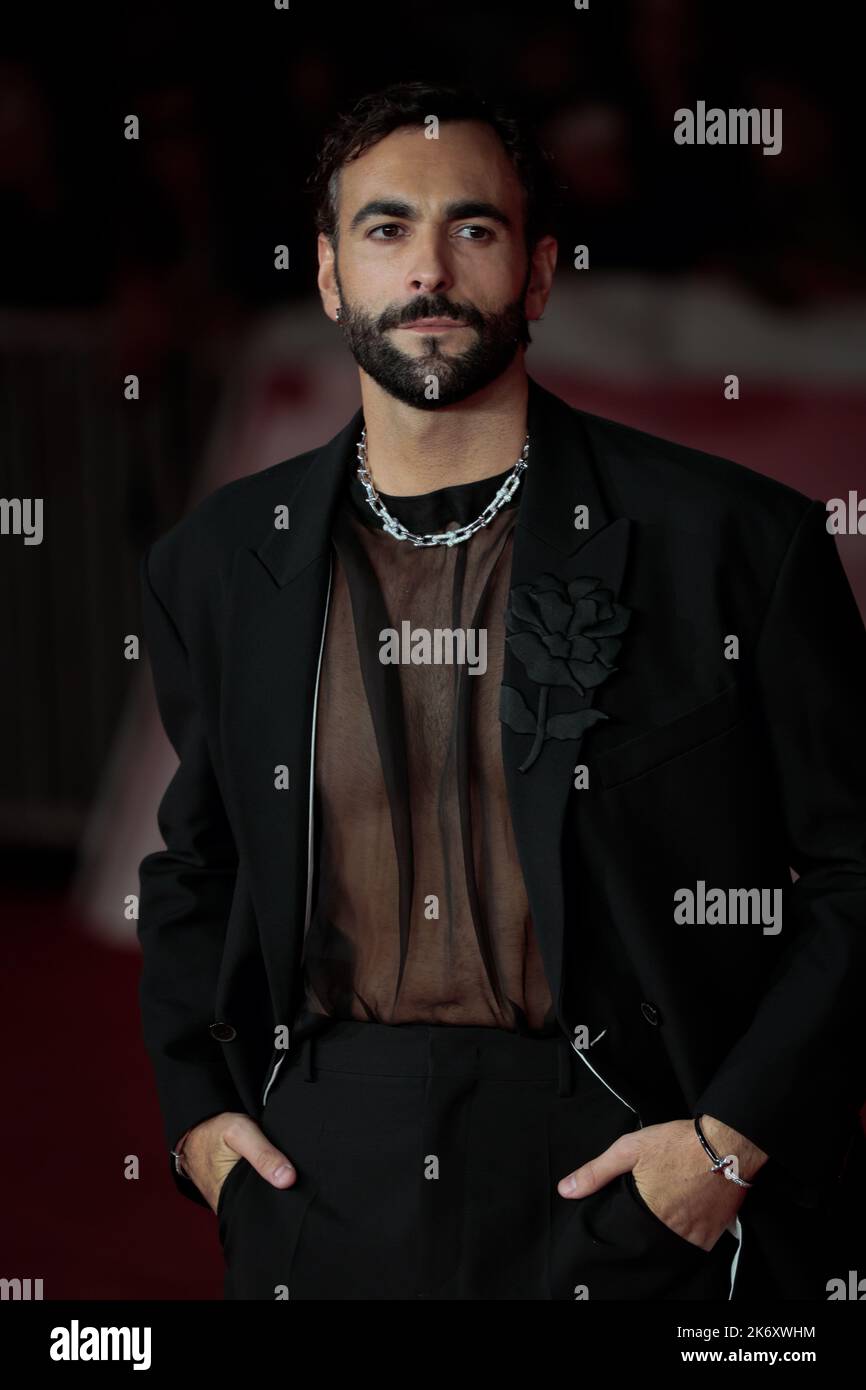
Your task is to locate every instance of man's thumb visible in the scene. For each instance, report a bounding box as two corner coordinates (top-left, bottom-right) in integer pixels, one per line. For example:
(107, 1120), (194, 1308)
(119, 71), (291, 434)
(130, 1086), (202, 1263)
(238, 1123), (296, 1188)
(266, 1155), (295, 1188)
(558, 1138), (635, 1198)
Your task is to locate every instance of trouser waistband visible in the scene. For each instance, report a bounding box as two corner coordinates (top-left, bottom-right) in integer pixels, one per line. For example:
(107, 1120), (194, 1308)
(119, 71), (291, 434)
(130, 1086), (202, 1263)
(289, 1016), (586, 1097)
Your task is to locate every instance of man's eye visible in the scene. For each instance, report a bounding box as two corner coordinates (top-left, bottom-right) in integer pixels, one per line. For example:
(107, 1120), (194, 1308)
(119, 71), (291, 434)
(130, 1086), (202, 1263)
(366, 224), (493, 240)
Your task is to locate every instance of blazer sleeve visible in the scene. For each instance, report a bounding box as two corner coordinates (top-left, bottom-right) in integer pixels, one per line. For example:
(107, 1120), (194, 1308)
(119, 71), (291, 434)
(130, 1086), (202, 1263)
(137, 541), (247, 1210)
(692, 498), (866, 1208)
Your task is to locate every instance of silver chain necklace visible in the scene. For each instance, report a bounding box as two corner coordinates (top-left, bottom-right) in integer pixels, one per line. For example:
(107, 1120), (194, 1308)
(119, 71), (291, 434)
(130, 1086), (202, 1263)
(355, 428), (530, 547)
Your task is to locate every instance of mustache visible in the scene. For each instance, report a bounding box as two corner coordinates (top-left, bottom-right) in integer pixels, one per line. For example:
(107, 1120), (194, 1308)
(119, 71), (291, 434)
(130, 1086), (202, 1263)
(377, 299), (485, 331)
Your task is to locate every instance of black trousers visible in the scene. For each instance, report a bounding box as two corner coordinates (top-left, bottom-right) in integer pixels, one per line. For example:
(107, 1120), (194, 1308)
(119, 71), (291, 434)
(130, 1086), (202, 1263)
(218, 1019), (740, 1300)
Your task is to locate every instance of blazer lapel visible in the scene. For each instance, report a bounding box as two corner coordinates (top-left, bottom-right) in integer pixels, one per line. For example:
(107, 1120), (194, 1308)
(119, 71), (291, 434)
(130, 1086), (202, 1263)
(501, 378), (631, 1021)
(219, 405), (363, 1026)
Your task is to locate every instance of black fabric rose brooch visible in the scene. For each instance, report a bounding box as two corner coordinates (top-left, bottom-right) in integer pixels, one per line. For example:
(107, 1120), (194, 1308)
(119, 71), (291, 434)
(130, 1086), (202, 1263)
(500, 574), (631, 772)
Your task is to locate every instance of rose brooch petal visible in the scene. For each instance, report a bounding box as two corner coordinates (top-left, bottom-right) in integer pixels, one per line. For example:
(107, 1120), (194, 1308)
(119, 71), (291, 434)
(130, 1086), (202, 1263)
(500, 574), (631, 772)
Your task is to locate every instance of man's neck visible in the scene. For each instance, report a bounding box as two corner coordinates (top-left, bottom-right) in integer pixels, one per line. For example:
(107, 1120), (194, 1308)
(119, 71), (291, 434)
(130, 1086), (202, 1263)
(357, 362), (530, 496)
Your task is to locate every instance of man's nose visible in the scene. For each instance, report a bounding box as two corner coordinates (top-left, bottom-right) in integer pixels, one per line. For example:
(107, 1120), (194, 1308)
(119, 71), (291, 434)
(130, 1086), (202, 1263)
(405, 232), (455, 297)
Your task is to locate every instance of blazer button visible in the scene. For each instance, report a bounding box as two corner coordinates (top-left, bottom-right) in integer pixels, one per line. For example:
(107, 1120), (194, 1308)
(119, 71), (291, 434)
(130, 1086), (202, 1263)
(640, 1001), (661, 1026)
(209, 1021), (237, 1041)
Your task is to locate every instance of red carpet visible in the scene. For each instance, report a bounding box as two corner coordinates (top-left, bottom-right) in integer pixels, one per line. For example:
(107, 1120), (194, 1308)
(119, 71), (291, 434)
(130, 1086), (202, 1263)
(1, 892), (222, 1299)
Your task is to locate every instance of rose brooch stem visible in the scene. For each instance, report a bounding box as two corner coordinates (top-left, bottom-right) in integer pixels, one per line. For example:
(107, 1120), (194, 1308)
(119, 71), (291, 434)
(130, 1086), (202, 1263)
(519, 687), (549, 773)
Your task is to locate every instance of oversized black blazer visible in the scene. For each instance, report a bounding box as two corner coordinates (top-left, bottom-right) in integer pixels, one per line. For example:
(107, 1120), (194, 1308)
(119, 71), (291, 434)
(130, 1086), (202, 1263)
(138, 376), (866, 1293)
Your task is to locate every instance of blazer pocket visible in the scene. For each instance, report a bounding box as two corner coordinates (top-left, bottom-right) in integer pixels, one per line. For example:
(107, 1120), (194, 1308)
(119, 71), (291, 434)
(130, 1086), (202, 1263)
(594, 683), (743, 790)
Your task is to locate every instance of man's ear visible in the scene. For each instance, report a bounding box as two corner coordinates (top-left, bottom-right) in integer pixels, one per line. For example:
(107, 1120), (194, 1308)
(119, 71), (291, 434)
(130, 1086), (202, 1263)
(317, 232), (340, 321)
(525, 234), (557, 322)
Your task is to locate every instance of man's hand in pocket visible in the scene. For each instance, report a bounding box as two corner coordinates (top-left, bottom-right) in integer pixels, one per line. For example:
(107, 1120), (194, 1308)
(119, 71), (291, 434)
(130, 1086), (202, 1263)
(554, 1117), (765, 1250)
(180, 1113), (297, 1214)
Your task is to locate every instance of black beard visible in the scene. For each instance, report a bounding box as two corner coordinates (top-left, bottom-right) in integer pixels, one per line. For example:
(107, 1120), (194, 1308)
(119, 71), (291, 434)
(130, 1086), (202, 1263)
(334, 287), (532, 410)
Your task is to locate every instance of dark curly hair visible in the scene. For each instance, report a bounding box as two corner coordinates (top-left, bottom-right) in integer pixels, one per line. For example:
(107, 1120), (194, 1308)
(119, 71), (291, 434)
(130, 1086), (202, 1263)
(307, 79), (564, 254)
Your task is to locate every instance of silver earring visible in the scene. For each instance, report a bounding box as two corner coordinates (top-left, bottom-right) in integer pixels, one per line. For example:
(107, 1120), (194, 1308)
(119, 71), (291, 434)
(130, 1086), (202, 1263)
(335, 305), (342, 321)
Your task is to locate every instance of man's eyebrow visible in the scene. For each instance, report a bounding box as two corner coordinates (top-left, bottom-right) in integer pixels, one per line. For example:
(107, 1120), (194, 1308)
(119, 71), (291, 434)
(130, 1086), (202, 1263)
(349, 198), (513, 232)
